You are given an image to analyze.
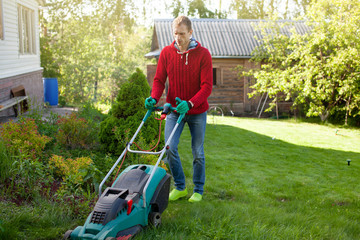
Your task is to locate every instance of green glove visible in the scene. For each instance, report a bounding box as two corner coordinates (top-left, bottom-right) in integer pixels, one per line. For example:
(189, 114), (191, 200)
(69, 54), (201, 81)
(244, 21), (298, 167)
(175, 97), (192, 114)
(145, 97), (156, 109)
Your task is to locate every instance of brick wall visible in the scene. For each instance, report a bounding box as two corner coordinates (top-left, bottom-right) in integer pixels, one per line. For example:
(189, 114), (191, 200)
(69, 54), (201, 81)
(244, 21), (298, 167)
(0, 70), (43, 117)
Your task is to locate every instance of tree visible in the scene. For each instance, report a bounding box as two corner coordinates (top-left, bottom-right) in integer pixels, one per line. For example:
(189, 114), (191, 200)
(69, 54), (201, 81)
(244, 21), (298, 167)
(40, 0), (152, 104)
(230, 0), (311, 19)
(244, 0), (360, 123)
(168, 0), (227, 19)
(187, 0), (215, 18)
(170, 0), (186, 18)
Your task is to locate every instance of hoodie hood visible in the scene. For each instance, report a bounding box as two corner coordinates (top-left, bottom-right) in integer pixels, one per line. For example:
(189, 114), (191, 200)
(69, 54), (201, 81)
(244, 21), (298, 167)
(172, 38), (200, 65)
(173, 37), (198, 52)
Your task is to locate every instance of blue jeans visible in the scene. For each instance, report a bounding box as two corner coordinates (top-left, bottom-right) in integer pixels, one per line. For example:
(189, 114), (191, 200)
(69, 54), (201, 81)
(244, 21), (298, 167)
(164, 111), (207, 194)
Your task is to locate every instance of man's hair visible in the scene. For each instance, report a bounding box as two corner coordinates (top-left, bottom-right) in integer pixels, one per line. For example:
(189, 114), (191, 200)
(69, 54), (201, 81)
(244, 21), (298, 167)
(172, 16), (192, 31)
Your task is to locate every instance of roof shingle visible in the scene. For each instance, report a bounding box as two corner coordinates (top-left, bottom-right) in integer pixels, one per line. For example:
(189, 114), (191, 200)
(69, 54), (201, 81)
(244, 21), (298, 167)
(146, 18), (310, 58)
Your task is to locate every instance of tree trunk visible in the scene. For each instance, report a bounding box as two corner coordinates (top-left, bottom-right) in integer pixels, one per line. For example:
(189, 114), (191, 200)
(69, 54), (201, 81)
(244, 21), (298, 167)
(345, 95), (351, 126)
(275, 95), (279, 119)
(319, 111), (329, 122)
(94, 80), (98, 101)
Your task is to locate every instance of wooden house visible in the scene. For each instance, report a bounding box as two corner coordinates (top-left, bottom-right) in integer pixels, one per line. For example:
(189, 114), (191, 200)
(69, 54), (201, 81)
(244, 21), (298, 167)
(146, 19), (310, 116)
(0, 0), (44, 117)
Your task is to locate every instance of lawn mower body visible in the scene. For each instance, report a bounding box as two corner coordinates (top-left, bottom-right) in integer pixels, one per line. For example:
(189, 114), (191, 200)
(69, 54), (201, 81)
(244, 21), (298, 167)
(68, 164), (171, 240)
(65, 104), (184, 240)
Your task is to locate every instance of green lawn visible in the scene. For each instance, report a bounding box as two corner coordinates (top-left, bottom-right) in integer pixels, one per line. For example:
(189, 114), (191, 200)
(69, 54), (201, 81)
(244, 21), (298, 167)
(136, 117), (360, 239)
(1, 117), (360, 239)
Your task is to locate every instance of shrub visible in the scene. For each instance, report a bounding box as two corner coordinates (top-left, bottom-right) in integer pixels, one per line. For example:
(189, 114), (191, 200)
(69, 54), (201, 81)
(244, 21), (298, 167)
(49, 155), (96, 183)
(0, 118), (51, 160)
(56, 112), (98, 149)
(47, 154), (101, 207)
(99, 68), (163, 156)
(0, 154), (55, 204)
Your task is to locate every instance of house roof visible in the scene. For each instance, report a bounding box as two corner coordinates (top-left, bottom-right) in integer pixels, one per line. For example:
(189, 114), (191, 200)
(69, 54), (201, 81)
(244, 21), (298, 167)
(146, 18), (311, 59)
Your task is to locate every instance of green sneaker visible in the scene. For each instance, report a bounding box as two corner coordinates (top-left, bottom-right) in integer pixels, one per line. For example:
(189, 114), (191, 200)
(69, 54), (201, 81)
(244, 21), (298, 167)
(188, 192), (202, 202)
(169, 188), (188, 201)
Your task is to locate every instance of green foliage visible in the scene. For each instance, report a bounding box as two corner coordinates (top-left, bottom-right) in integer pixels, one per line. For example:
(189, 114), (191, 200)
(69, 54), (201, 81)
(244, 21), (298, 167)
(244, 0), (360, 123)
(48, 155), (101, 197)
(110, 68), (151, 118)
(40, 0), (153, 104)
(0, 119), (51, 161)
(7, 157), (53, 202)
(56, 112), (99, 149)
(100, 68), (163, 156)
(187, 0), (216, 18)
(0, 141), (12, 182)
(169, 0), (227, 18)
(22, 103), (60, 141)
(58, 94), (66, 107)
(40, 36), (61, 78)
(230, 0), (310, 19)
(99, 116), (122, 154)
(48, 155), (92, 184)
(78, 102), (106, 122)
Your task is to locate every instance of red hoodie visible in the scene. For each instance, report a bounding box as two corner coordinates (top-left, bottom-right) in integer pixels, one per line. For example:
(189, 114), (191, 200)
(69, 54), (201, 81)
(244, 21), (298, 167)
(151, 40), (213, 115)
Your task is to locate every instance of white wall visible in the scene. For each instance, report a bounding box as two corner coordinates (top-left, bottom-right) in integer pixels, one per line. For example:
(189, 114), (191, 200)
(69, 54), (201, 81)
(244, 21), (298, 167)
(0, 0), (42, 79)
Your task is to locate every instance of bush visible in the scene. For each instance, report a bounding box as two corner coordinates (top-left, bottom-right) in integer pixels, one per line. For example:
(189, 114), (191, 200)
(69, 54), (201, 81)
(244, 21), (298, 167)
(0, 119), (56, 203)
(99, 68), (164, 156)
(0, 118), (51, 160)
(48, 155), (92, 183)
(48, 155), (101, 196)
(56, 112), (98, 149)
(9, 157), (54, 202)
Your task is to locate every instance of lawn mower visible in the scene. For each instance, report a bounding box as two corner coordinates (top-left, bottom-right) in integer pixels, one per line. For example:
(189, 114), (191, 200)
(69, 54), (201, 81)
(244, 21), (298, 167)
(63, 102), (186, 240)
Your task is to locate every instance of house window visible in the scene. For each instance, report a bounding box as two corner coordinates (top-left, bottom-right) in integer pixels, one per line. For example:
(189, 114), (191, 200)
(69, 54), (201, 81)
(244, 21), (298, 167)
(213, 68), (217, 85)
(0, 0), (3, 40)
(213, 67), (221, 86)
(18, 4), (36, 54)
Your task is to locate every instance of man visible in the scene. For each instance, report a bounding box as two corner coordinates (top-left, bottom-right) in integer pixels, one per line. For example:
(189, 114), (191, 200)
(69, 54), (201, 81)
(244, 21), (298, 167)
(145, 16), (212, 202)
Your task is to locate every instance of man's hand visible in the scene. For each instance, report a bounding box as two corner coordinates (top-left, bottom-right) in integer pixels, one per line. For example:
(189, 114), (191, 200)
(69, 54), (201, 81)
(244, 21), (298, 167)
(175, 97), (192, 114)
(145, 97), (156, 109)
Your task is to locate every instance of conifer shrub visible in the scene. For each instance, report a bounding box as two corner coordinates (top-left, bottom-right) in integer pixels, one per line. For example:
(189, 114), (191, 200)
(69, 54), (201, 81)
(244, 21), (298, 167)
(99, 68), (164, 156)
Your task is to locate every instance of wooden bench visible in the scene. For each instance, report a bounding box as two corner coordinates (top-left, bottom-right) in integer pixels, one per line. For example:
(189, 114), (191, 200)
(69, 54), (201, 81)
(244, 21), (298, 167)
(0, 85), (29, 117)
(0, 96), (29, 114)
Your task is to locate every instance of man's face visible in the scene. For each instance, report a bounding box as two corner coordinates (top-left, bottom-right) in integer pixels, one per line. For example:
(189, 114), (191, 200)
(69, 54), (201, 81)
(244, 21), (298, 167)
(173, 24), (193, 49)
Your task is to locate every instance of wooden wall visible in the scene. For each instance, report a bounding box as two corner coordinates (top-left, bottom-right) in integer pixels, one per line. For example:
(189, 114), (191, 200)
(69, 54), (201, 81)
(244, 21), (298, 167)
(146, 58), (292, 116)
(0, 0), (42, 79)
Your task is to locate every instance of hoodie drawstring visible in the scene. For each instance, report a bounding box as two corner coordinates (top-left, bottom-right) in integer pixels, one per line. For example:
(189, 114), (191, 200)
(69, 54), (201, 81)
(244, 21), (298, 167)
(177, 51), (189, 65)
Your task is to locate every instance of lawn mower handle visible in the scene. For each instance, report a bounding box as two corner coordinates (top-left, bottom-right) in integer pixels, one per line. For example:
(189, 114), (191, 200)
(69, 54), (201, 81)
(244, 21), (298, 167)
(143, 102), (185, 124)
(98, 100), (185, 198)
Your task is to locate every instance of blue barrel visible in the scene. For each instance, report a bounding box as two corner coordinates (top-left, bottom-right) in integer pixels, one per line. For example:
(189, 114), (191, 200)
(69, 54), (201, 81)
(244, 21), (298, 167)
(43, 78), (59, 106)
